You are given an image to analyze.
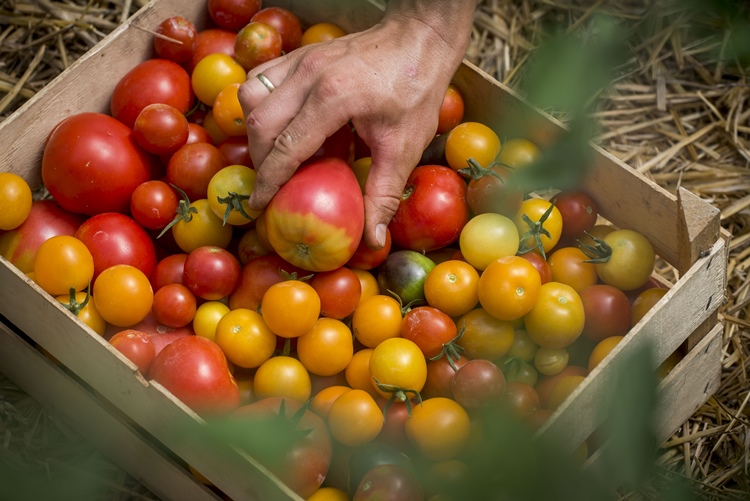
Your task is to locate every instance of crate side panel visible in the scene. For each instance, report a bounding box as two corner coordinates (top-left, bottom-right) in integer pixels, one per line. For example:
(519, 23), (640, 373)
(0, 321), (221, 501)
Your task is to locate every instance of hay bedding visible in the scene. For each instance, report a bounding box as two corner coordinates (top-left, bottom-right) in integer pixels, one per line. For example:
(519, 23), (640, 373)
(0, 0), (748, 499)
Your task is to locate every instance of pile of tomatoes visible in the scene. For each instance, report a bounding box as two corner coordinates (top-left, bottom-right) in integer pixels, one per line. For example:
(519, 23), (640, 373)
(0, 1), (676, 499)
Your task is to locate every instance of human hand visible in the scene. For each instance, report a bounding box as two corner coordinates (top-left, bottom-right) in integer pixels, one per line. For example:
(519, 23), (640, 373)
(238, 1), (476, 249)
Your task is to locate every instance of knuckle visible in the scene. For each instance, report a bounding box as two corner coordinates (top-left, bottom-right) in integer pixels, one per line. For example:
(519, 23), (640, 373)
(272, 130), (302, 163)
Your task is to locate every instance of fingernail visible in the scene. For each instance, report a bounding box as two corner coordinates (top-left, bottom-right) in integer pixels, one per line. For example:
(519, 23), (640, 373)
(375, 223), (387, 248)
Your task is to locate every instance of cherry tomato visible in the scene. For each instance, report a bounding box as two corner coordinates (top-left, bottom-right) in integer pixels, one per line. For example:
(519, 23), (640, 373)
(228, 254), (305, 311)
(234, 22), (283, 71)
(133, 103), (189, 156)
(514, 198), (563, 257)
(459, 212), (520, 271)
(345, 349), (379, 398)
(261, 280), (321, 338)
(588, 336), (624, 373)
(56, 290), (106, 335)
(170, 198), (233, 252)
(547, 246), (598, 294)
(583, 229), (656, 291)
(297, 318), (354, 376)
(188, 28), (236, 73)
(423, 354), (468, 399)
(301, 22), (346, 45)
(0, 172), (32, 231)
(376, 250), (436, 305)
(465, 165), (523, 217)
(254, 356), (312, 402)
(186, 122), (213, 145)
(631, 287), (668, 327)
(215, 308), (276, 369)
(535, 365), (587, 409)
(150, 253), (187, 292)
(191, 53), (246, 107)
(183, 246), (240, 300)
(352, 269), (380, 305)
(207, 0), (261, 31)
(328, 389), (383, 447)
(520, 251), (552, 284)
(524, 282), (585, 349)
(369, 338), (427, 398)
(388, 165), (469, 253)
(130, 180), (179, 231)
(193, 301), (230, 342)
(534, 347), (570, 376)
(503, 381), (540, 419)
(445, 122), (501, 171)
(206, 164), (260, 226)
(452, 359), (506, 410)
(353, 464), (424, 501)
(401, 306), (458, 359)
(217, 137), (253, 167)
(167, 142), (228, 202)
(436, 83), (465, 135)
(310, 267), (362, 320)
(580, 284), (632, 342)
(547, 375), (585, 411)
(210, 83), (247, 137)
(34, 235), (94, 296)
(478, 255), (541, 321)
(153, 16), (197, 64)
(236, 227), (270, 265)
(251, 7), (302, 53)
(110, 59), (193, 129)
(455, 308), (515, 361)
(351, 295), (403, 348)
(311, 385), (351, 419)
(346, 227), (391, 271)
(553, 191), (599, 242)
(405, 397), (471, 460)
(93, 264), (154, 327)
(497, 138), (541, 169)
(151, 283), (196, 328)
(423, 259), (479, 318)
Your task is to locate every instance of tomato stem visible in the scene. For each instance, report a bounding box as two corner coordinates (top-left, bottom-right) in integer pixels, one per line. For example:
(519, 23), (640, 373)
(157, 184), (197, 239)
(458, 157), (506, 181)
(372, 377), (423, 418)
(428, 321), (466, 371)
(61, 284), (90, 317)
(216, 191), (255, 225)
(516, 200), (556, 259)
(578, 231), (613, 263)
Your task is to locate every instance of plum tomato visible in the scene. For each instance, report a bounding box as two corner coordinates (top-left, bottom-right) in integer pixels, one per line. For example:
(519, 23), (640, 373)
(310, 267), (362, 320)
(251, 7), (302, 53)
(110, 59), (193, 129)
(264, 159), (364, 272)
(109, 329), (156, 375)
(153, 16), (197, 64)
(234, 22), (283, 72)
(388, 165), (469, 253)
(182, 245), (240, 300)
(42, 113), (155, 216)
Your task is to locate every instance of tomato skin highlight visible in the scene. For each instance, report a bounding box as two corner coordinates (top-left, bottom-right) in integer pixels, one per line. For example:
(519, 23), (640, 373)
(265, 159), (364, 272)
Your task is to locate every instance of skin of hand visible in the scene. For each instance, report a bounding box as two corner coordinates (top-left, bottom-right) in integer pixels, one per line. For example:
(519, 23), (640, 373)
(238, 0), (478, 249)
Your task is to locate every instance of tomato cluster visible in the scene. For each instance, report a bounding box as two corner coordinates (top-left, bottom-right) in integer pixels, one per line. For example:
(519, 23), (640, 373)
(0, 2), (678, 500)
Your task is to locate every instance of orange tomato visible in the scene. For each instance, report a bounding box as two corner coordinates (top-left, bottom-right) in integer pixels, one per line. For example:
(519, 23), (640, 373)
(424, 260), (480, 317)
(212, 83), (246, 136)
(478, 255), (541, 321)
(261, 280), (321, 338)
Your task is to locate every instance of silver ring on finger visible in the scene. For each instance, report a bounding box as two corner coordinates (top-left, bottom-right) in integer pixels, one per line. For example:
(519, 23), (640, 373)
(257, 73), (276, 93)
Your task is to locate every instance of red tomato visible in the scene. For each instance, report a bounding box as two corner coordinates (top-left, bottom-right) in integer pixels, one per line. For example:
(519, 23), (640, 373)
(42, 113), (156, 216)
(110, 59), (193, 129)
(388, 165), (469, 253)
(188, 28), (236, 73)
(149, 336), (240, 417)
(167, 142), (228, 201)
(265, 158), (364, 272)
(520, 251), (552, 284)
(186, 122), (213, 145)
(228, 254), (305, 311)
(150, 253), (188, 291)
(436, 84), (465, 135)
(183, 246), (241, 300)
(217, 137), (253, 167)
(451, 359), (506, 410)
(0, 200), (85, 274)
(580, 284), (632, 342)
(553, 191), (599, 242)
(231, 397), (332, 498)
(130, 180), (179, 231)
(153, 16), (197, 64)
(401, 306), (458, 359)
(133, 103), (189, 156)
(310, 267), (362, 320)
(423, 354), (469, 399)
(234, 22), (283, 71)
(152, 283), (197, 328)
(466, 165), (523, 217)
(251, 7), (302, 53)
(353, 464), (424, 501)
(109, 329), (156, 374)
(346, 227), (391, 270)
(208, 0), (261, 31)
(76, 212), (157, 281)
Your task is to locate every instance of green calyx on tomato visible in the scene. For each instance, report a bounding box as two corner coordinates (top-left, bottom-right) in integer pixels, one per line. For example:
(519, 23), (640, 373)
(372, 377), (423, 418)
(157, 184), (196, 239)
(457, 156), (508, 181)
(517, 201), (556, 259)
(61, 285), (91, 317)
(216, 191), (255, 225)
(578, 231), (613, 263)
(428, 322), (466, 371)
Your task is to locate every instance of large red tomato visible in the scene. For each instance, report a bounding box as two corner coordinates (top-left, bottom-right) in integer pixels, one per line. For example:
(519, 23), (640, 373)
(110, 59), (194, 129)
(264, 158), (364, 272)
(231, 397), (332, 499)
(75, 212), (157, 281)
(148, 335), (240, 417)
(388, 165), (469, 252)
(0, 200), (85, 274)
(42, 113), (156, 216)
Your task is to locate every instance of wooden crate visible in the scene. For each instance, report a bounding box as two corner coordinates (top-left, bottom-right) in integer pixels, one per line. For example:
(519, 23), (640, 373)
(0, 0), (727, 499)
